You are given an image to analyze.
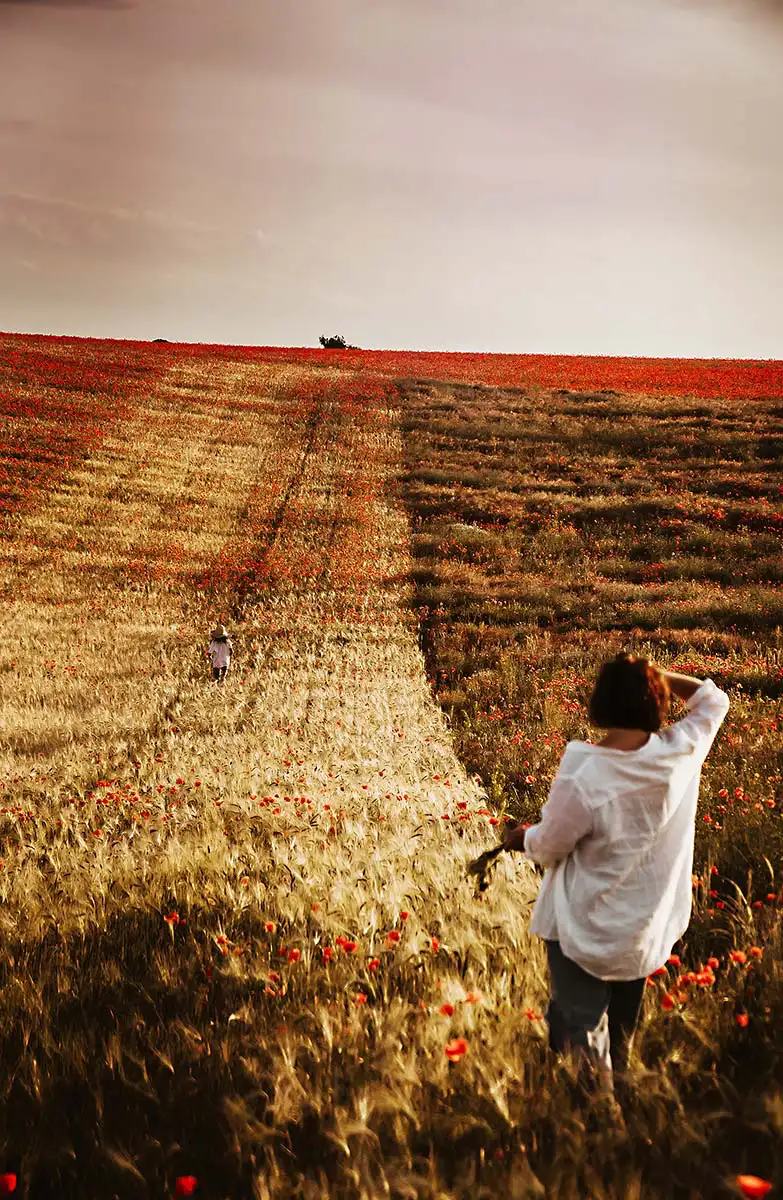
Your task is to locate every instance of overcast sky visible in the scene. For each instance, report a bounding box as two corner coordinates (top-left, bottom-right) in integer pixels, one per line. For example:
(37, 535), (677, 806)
(0, 0), (781, 355)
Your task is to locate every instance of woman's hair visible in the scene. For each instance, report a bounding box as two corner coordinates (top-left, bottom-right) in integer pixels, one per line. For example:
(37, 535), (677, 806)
(588, 652), (671, 731)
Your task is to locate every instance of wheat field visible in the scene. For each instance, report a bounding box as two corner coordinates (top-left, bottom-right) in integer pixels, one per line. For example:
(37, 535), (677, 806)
(1, 338), (779, 1199)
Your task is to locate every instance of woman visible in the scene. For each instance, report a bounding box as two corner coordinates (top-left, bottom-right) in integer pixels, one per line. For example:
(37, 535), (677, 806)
(504, 652), (729, 1094)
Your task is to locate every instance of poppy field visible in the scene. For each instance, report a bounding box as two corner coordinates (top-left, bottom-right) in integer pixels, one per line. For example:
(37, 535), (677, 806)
(0, 333), (782, 1199)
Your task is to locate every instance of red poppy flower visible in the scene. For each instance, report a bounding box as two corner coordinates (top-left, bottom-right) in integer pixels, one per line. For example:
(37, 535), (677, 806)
(431, 938), (440, 953)
(0, 1175), (16, 1195)
(736, 1012), (749, 1028)
(736, 1175), (772, 1199)
(174, 1178), (198, 1197)
(730, 950), (747, 965)
(386, 930), (401, 943)
(342, 940), (357, 953)
(439, 1003), (455, 1017)
(445, 1037), (468, 1062)
(660, 993), (676, 1010)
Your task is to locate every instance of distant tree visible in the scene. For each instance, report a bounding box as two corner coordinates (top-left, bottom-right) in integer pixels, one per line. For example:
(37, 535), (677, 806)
(319, 334), (351, 349)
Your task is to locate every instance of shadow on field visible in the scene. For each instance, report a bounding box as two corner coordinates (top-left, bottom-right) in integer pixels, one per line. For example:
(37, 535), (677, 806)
(2, 903), (780, 1198)
(1, 906), (556, 1199)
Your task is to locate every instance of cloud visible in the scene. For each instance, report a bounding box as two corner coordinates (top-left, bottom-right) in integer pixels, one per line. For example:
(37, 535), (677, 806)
(0, 0), (133, 9)
(663, 0), (783, 20)
(0, 191), (275, 270)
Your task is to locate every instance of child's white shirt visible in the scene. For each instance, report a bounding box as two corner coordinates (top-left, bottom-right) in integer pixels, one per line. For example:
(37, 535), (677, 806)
(209, 639), (232, 669)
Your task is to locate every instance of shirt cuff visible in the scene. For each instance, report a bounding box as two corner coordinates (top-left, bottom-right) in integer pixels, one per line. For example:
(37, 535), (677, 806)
(522, 823), (540, 861)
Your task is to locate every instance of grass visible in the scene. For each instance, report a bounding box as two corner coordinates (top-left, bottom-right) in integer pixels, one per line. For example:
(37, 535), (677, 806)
(0, 337), (781, 1197)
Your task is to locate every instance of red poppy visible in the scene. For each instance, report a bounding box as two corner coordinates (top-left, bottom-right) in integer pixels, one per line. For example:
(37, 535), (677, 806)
(736, 1176), (772, 1199)
(0, 1176), (16, 1195)
(660, 993), (676, 1010)
(386, 930), (401, 943)
(736, 1012), (749, 1028)
(445, 1037), (468, 1062)
(439, 1003), (455, 1017)
(730, 950), (747, 965)
(431, 938), (440, 953)
(174, 1178), (198, 1197)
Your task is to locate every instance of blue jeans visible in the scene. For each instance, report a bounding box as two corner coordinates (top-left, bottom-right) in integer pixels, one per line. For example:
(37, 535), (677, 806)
(544, 940), (647, 1091)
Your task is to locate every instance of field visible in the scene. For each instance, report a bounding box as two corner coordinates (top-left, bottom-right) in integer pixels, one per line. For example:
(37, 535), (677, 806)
(1, 333), (782, 1199)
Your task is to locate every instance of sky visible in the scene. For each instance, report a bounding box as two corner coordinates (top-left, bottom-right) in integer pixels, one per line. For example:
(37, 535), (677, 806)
(0, 0), (781, 356)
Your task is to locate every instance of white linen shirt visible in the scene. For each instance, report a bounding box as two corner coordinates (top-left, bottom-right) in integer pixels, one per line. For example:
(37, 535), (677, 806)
(524, 679), (730, 981)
